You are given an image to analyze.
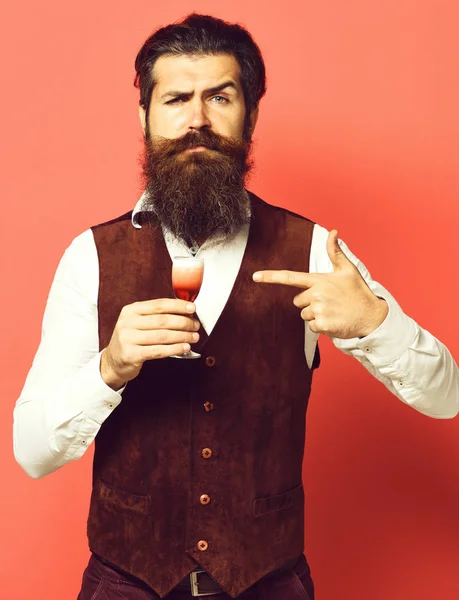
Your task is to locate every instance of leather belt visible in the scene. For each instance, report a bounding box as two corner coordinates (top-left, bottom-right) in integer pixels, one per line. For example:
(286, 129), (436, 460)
(176, 557), (300, 597)
(94, 553), (300, 598)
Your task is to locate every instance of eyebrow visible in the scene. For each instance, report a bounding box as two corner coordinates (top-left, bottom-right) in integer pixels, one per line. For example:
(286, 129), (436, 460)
(160, 81), (239, 101)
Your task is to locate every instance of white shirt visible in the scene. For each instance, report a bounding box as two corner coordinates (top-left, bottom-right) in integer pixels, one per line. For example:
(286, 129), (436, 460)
(13, 198), (459, 479)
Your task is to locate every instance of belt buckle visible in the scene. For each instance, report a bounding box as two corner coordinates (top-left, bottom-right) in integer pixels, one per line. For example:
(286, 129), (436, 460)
(190, 569), (218, 597)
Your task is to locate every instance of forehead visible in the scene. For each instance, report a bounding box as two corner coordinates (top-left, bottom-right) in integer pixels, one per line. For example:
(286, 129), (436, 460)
(152, 54), (242, 92)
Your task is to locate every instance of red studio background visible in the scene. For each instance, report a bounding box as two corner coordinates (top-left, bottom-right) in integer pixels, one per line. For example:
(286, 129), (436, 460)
(2, 1), (458, 598)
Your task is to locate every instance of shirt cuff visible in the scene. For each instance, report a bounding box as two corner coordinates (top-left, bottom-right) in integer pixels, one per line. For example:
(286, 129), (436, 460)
(332, 288), (418, 367)
(355, 293), (418, 367)
(78, 352), (124, 424)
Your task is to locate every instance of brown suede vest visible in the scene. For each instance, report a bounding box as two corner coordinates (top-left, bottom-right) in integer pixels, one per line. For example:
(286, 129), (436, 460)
(88, 192), (317, 598)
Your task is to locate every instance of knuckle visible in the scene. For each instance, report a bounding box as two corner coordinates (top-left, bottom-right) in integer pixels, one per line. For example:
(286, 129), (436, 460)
(155, 314), (168, 329)
(309, 321), (318, 333)
(141, 346), (155, 361)
(312, 290), (322, 302)
(150, 299), (163, 314)
(155, 299), (171, 314)
(313, 304), (323, 316)
(314, 317), (326, 331)
(155, 330), (168, 345)
(149, 348), (163, 360)
(293, 293), (304, 307)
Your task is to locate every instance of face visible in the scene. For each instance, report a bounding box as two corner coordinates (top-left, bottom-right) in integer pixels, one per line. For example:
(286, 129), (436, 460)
(139, 53), (258, 141)
(139, 53), (257, 246)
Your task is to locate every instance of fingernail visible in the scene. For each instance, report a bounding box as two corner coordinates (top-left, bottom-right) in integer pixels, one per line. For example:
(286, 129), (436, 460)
(192, 333), (199, 342)
(186, 303), (195, 312)
(194, 321), (200, 330)
(253, 272), (262, 281)
(183, 344), (191, 352)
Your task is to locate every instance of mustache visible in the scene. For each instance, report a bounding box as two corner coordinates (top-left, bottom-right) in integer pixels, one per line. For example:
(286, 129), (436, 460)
(148, 129), (250, 158)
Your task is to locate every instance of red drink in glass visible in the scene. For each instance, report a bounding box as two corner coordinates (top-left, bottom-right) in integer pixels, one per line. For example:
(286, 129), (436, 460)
(172, 266), (204, 302)
(171, 256), (204, 359)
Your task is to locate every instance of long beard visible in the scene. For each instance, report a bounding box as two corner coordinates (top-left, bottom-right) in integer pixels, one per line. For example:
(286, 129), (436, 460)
(140, 128), (253, 246)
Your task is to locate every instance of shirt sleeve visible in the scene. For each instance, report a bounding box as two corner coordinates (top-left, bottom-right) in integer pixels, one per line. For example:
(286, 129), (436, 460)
(309, 224), (459, 419)
(13, 229), (124, 479)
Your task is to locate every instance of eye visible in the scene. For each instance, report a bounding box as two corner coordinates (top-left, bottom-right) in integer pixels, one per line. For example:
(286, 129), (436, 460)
(166, 97), (184, 105)
(212, 95), (229, 104)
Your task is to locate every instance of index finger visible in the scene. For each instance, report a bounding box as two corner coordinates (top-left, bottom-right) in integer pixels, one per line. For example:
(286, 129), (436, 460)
(252, 270), (319, 289)
(131, 299), (196, 315)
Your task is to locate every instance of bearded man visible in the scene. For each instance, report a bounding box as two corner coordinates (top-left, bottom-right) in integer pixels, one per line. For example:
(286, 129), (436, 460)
(13, 13), (459, 600)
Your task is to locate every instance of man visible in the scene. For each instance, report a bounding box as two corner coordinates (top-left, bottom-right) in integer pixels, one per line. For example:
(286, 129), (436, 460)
(13, 13), (458, 600)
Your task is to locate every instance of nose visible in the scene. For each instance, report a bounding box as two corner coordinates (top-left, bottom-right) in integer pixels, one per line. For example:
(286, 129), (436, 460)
(188, 99), (211, 131)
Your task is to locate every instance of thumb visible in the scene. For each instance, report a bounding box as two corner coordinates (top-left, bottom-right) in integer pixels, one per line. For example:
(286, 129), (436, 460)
(326, 230), (350, 271)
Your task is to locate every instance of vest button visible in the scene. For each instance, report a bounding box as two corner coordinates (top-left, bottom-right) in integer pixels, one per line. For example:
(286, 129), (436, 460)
(197, 540), (209, 551)
(203, 401), (214, 412)
(200, 494), (211, 505)
(201, 448), (212, 459)
(205, 356), (216, 367)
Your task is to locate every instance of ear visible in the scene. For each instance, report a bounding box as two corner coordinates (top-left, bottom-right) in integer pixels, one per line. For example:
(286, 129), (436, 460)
(247, 105), (259, 136)
(139, 104), (147, 136)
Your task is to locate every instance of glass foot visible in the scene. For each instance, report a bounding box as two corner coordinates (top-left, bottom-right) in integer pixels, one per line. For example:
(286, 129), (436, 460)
(170, 350), (201, 359)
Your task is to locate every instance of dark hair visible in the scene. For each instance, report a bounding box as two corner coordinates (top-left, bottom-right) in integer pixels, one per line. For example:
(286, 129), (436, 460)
(134, 13), (266, 119)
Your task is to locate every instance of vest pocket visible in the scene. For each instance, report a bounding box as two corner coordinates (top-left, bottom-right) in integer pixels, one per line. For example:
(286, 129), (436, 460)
(253, 483), (304, 517)
(95, 479), (152, 515)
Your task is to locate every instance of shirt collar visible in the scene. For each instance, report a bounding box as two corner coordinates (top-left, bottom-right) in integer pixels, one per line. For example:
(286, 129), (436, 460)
(131, 192), (148, 229)
(131, 190), (252, 230)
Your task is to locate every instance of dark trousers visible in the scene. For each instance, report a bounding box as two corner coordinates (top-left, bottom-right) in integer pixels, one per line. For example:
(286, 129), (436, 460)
(77, 553), (314, 600)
